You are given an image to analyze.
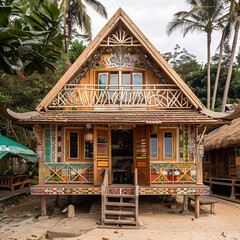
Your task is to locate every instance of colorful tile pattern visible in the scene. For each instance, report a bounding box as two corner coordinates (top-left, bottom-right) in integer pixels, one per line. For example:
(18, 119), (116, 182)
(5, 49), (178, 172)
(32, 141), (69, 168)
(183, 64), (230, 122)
(183, 125), (190, 161)
(190, 125), (196, 162)
(51, 125), (57, 162)
(151, 162), (197, 183)
(179, 125), (183, 162)
(45, 163), (94, 183)
(107, 188), (134, 195)
(45, 125), (51, 162)
(31, 186), (209, 196)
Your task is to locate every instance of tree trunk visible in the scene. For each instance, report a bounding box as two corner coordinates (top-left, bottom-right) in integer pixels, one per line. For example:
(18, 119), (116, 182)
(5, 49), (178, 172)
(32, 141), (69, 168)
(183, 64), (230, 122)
(64, 4), (67, 54)
(221, 22), (239, 112)
(211, 32), (225, 109)
(207, 31), (211, 109)
(66, 10), (72, 55)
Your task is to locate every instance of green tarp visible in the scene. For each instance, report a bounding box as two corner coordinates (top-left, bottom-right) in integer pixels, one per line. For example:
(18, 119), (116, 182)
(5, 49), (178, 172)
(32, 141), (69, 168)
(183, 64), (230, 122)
(0, 135), (37, 162)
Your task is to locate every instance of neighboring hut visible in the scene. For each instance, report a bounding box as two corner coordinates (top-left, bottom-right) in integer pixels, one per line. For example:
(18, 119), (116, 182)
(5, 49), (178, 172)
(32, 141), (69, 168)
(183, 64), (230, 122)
(0, 135), (37, 191)
(204, 118), (240, 201)
(1, 8), (240, 224)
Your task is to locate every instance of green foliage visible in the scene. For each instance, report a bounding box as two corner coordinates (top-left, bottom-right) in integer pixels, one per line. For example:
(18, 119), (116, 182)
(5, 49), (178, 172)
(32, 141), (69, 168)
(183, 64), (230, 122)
(0, 0), (67, 75)
(162, 44), (200, 80)
(69, 40), (86, 63)
(164, 44), (240, 111)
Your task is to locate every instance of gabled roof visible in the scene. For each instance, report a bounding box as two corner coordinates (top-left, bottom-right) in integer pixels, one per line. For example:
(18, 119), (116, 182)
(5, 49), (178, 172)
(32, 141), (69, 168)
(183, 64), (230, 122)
(37, 8), (205, 111)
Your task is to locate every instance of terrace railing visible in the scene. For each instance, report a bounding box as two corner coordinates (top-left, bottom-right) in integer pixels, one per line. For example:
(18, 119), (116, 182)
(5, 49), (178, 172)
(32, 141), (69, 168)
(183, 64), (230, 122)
(49, 84), (193, 109)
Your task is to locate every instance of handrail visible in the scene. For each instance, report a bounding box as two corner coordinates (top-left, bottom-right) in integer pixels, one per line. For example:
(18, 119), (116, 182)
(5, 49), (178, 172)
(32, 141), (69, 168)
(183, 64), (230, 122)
(135, 168), (138, 186)
(66, 83), (177, 87)
(101, 169), (109, 224)
(103, 169), (109, 189)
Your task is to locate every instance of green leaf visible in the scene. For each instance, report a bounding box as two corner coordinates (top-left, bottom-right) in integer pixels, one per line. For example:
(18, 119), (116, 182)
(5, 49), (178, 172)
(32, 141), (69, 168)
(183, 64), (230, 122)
(14, 19), (22, 29)
(24, 15), (46, 31)
(0, 6), (11, 27)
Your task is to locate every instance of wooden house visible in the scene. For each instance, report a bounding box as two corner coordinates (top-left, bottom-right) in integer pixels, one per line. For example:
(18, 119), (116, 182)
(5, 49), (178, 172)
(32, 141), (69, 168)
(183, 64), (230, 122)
(1, 8), (240, 225)
(204, 118), (240, 201)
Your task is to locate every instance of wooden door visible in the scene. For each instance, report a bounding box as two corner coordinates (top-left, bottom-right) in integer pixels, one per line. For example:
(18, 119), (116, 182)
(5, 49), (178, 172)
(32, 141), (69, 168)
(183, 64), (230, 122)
(133, 126), (150, 186)
(94, 126), (112, 185)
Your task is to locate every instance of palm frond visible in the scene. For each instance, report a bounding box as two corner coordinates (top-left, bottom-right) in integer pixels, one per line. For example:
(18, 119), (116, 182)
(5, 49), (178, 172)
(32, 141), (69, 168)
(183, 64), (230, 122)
(83, 0), (107, 18)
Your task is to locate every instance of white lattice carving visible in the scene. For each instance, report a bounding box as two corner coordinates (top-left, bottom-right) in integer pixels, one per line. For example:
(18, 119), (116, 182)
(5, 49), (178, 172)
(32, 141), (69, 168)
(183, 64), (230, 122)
(100, 29), (140, 46)
(49, 84), (193, 109)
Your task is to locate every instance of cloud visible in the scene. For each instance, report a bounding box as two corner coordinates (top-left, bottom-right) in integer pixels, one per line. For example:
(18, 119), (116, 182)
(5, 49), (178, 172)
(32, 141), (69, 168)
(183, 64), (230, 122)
(86, 0), (232, 63)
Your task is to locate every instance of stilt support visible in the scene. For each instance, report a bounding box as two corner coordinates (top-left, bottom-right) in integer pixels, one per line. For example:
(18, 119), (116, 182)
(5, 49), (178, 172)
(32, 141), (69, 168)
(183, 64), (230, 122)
(41, 195), (47, 216)
(182, 195), (189, 213)
(195, 195), (200, 218)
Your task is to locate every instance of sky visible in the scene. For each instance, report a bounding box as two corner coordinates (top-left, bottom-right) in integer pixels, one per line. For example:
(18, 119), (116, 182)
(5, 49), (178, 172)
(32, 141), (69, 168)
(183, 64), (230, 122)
(87, 0), (225, 64)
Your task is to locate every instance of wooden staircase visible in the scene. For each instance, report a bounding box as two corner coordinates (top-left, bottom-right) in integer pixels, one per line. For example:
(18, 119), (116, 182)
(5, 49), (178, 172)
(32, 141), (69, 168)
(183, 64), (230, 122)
(101, 170), (139, 227)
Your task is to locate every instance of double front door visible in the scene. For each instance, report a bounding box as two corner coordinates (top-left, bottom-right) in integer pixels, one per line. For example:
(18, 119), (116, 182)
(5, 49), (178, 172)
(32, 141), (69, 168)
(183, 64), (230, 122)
(93, 125), (150, 186)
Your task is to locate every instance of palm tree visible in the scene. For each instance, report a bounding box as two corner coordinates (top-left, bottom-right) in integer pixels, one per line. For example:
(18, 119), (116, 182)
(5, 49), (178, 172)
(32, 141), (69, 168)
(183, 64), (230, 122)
(221, 0), (240, 112)
(167, 0), (224, 109)
(62, 0), (107, 53)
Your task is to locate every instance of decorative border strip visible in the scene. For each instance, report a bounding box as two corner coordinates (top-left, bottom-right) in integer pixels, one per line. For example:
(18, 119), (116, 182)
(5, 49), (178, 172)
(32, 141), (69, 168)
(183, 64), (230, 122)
(31, 186), (209, 196)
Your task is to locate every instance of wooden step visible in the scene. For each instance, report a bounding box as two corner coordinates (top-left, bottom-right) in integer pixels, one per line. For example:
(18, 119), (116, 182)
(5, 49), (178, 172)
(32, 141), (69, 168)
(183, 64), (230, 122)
(106, 194), (135, 198)
(104, 219), (136, 225)
(105, 210), (135, 216)
(106, 202), (135, 207)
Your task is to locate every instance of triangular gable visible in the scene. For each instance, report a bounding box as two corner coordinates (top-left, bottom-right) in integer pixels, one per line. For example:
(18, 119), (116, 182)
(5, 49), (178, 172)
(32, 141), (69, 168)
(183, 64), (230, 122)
(36, 8), (205, 111)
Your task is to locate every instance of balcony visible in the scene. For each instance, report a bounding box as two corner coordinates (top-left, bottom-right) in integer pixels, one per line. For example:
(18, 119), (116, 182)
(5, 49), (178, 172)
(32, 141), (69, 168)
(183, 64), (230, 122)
(49, 84), (193, 109)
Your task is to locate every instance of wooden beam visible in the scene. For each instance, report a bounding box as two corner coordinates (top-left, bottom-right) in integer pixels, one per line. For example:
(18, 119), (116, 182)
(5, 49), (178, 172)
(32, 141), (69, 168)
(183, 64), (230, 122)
(41, 196), (46, 216)
(182, 195), (189, 213)
(195, 195), (200, 218)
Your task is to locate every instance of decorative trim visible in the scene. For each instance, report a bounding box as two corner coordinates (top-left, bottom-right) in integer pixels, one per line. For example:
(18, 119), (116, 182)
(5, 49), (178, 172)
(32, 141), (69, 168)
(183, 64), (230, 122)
(179, 125), (183, 162)
(135, 47), (167, 84)
(183, 125), (190, 161)
(31, 186), (209, 195)
(100, 29), (140, 46)
(51, 125), (57, 162)
(45, 125), (51, 162)
(73, 48), (106, 84)
(190, 125), (196, 162)
(151, 162), (196, 183)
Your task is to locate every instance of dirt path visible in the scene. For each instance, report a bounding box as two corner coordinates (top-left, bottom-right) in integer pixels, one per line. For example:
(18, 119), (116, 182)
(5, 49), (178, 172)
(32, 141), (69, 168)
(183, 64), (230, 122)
(0, 195), (239, 240)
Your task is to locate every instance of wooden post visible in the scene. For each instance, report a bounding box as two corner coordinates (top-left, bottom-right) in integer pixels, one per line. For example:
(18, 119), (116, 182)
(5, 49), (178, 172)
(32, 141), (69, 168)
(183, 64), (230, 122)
(195, 195), (200, 218)
(230, 180), (236, 199)
(196, 156), (203, 184)
(41, 196), (46, 216)
(182, 195), (189, 213)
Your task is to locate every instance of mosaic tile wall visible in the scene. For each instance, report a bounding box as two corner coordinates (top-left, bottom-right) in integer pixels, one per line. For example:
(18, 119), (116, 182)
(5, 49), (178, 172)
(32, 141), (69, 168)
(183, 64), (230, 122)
(31, 186), (210, 195)
(45, 163), (94, 183)
(151, 162), (197, 183)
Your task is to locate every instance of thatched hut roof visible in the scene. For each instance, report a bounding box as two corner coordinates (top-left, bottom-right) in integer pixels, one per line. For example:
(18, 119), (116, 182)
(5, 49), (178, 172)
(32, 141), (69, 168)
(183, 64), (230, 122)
(205, 117), (240, 152)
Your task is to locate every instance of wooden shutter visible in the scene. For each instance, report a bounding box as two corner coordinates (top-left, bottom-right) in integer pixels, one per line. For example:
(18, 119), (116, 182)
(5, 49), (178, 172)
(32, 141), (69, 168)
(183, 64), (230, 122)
(94, 126), (111, 185)
(133, 126), (150, 186)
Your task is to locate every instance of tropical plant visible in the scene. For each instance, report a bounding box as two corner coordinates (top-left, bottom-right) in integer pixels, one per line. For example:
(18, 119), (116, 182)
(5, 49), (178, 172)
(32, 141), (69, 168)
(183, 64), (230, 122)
(69, 39), (86, 63)
(167, 0), (225, 109)
(0, 0), (66, 75)
(221, 0), (240, 112)
(61, 0), (107, 52)
(23, 4), (67, 75)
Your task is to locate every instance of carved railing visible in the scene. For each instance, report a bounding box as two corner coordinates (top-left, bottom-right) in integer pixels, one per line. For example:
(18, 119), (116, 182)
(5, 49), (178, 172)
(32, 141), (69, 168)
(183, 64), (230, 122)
(49, 84), (193, 109)
(151, 162), (197, 183)
(44, 163), (93, 183)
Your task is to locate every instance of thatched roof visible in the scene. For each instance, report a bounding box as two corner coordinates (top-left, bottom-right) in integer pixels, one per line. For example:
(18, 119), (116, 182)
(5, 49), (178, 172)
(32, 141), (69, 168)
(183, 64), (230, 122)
(205, 117), (240, 151)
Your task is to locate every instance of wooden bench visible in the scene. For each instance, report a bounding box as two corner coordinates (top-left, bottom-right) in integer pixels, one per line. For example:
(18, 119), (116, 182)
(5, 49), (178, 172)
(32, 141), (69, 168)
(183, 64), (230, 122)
(188, 196), (217, 214)
(0, 175), (32, 192)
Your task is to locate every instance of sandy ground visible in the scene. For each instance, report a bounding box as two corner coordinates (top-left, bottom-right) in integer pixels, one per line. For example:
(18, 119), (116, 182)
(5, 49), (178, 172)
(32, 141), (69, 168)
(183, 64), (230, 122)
(0, 195), (240, 240)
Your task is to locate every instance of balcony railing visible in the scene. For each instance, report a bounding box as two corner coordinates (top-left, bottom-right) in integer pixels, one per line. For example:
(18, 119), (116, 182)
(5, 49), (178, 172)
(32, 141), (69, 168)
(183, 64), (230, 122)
(49, 84), (193, 109)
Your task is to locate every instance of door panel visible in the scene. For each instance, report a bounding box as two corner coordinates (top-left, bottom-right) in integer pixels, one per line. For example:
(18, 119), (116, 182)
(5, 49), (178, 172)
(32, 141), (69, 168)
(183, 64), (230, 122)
(94, 126), (111, 185)
(133, 126), (150, 186)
